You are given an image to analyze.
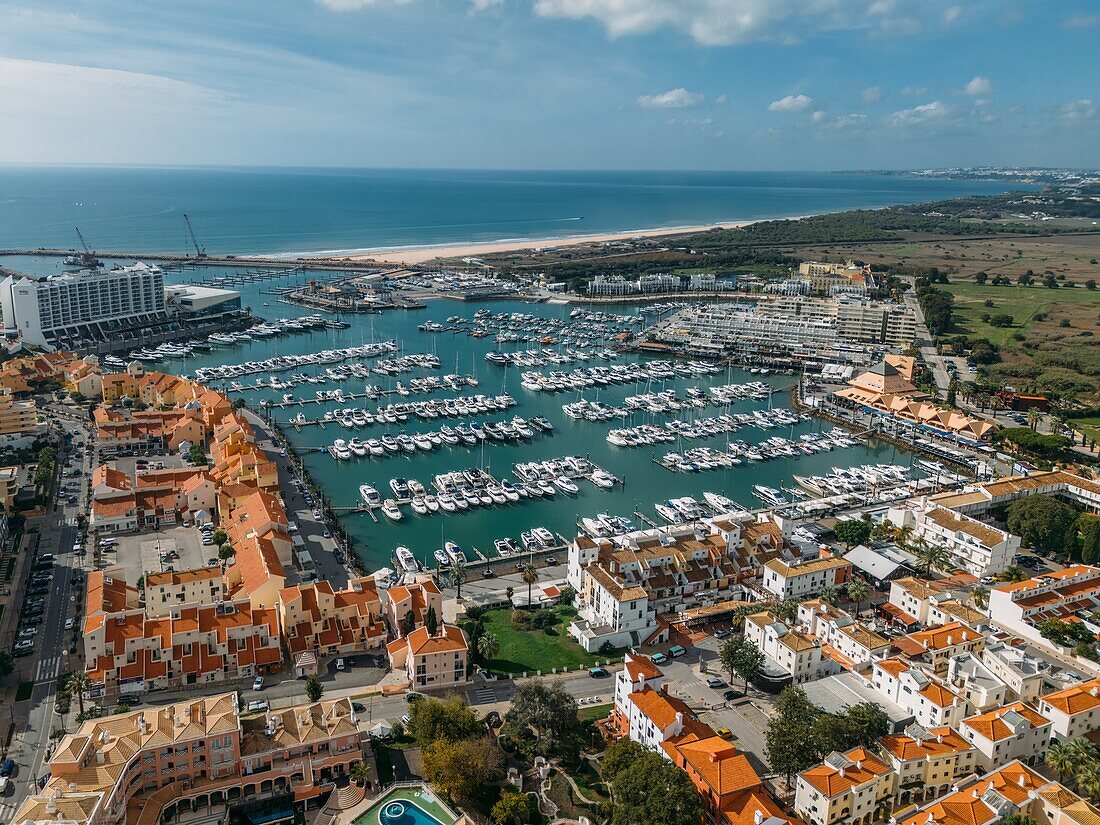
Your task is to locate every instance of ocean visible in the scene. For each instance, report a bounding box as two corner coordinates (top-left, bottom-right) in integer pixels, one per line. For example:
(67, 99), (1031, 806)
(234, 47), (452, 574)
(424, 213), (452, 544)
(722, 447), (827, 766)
(0, 166), (1024, 257)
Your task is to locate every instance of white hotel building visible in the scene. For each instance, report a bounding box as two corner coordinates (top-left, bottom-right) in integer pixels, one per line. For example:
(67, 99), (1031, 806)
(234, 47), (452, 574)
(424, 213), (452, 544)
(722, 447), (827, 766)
(1, 264), (166, 349)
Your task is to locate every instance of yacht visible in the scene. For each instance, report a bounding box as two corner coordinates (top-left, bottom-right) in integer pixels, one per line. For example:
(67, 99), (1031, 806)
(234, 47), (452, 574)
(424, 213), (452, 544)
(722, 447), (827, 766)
(434, 548), (451, 567)
(437, 493), (458, 513)
(348, 438), (367, 457)
(703, 492), (737, 512)
(752, 485), (789, 506)
(554, 476), (579, 495)
(382, 499), (403, 521)
(330, 440), (352, 460)
(359, 485), (383, 508)
(445, 542), (466, 565)
(390, 478), (411, 500)
(411, 496), (430, 515)
(395, 546), (419, 572)
(590, 469), (616, 490)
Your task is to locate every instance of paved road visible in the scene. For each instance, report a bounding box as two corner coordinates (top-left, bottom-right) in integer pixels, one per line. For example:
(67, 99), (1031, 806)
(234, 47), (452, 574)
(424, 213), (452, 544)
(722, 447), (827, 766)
(3, 411), (91, 818)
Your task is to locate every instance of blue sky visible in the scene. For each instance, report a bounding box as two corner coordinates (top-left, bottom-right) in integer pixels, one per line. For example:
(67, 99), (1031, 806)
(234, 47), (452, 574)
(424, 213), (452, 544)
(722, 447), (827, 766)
(0, 0), (1096, 169)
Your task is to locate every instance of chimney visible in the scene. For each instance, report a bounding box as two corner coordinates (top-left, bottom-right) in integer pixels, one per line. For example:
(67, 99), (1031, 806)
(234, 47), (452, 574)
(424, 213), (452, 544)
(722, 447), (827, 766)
(936, 734), (943, 744)
(947, 635), (954, 646)
(674, 711), (683, 729)
(96, 751), (105, 764)
(755, 811), (764, 825)
(1018, 774), (1026, 787)
(915, 737), (923, 747)
(45, 795), (58, 815)
(1091, 686), (1098, 698)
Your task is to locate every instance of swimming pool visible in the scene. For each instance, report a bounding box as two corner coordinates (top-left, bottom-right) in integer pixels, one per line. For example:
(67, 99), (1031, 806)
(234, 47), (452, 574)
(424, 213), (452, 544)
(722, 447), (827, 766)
(353, 787), (456, 825)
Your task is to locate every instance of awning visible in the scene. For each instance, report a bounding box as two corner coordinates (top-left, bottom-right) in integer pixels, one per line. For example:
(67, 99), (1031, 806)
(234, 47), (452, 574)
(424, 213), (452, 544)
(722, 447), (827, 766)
(879, 602), (919, 627)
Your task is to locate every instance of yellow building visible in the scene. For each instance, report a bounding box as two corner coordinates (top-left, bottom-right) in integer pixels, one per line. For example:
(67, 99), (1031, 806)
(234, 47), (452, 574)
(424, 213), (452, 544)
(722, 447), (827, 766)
(0, 387), (40, 438)
(387, 623), (469, 689)
(0, 466), (18, 511)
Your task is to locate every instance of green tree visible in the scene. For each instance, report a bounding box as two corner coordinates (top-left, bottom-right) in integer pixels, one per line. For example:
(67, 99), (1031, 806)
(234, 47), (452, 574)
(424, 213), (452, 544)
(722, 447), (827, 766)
(426, 606), (439, 637)
(1046, 740), (1076, 783)
(67, 671), (88, 716)
(995, 565), (1027, 584)
(912, 539), (953, 577)
(999, 815), (1038, 825)
(718, 635), (764, 693)
(839, 702), (891, 748)
(834, 518), (872, 550)
(609, 751), (703, 825)
(211, 529), (228, 547)
(218, 544), (236, 561)
(0, 650), (13, 678)
(846, 576), (871, 617)
(766, 686), (821, 783)
(477, 630), (501, 666)
(1081, 517), (1100, 565)
(818, 587), (839, 608)
(504, 680), (578, 758)
(767, 598), (799, 624)
(1026, 408), (1042, 431)
(971, 585), (989, 611)
(400, 609), (416, 637)
(349, 761), (372, 787)
(451, 560), (468, 599)
(601, 739), (648, 782)
(491, 791), (532, 825)
(188, 445), (207, 465)
(305, 675), (323, 702)
(422, 737), (504, 806)
(1006, 496), (1079, 555)
(408, 697), (480, 745)
(521, 564), (539, 607)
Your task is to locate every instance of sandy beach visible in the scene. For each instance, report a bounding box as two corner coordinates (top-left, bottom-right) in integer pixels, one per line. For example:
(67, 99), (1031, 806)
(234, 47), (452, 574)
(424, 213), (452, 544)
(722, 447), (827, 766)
(334, 221), (757, 265)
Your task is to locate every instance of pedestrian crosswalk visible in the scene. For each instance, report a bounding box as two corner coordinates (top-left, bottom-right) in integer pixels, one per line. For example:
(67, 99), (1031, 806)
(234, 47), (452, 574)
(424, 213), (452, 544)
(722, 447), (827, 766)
(468, 683), (513, 705)
(36, 656), (61, 683)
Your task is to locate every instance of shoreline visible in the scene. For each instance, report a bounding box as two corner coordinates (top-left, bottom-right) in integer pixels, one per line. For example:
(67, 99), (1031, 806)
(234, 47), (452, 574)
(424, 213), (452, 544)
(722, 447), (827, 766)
(293, 218), (788, 266)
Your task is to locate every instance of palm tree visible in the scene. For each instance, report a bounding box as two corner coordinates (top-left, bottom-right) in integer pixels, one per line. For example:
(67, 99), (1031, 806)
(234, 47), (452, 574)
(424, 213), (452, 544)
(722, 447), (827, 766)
(1046, 741), (1076, 783)
(522, 564), (539, 607)
(67, 671), (88, 716)
(1027, 407), (1042, 431)
(730, 605), (752, 632)
(768, 598), (799, 624)
(847, 577), (871, 618)
(819, 587), (839, 608)
(913, 541), (953, 578)
(1065, 738), (1099, 790)
(477, 630), (500, 666)
(451, 560), (468, 600)
(349, 761), (372, 787)
(970, 585), (989, 611)
(1077, 760), (1100, 803)
(995, 565), (1027, 584)
(894, 523), (914, 553)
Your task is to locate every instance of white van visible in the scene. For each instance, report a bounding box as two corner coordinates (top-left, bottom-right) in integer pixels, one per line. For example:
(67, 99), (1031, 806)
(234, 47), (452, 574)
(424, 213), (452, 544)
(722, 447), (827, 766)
(246, 699), (269, 713)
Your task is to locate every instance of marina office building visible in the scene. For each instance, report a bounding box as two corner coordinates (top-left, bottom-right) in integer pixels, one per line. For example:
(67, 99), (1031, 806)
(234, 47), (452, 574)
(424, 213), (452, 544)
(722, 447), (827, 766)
(0, 263), (242, 353)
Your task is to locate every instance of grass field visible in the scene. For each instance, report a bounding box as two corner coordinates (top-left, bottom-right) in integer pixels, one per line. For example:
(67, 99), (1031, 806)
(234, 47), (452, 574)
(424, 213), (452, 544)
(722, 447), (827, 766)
(944, 282), (1100, 344)
(482, 605), (610, 675)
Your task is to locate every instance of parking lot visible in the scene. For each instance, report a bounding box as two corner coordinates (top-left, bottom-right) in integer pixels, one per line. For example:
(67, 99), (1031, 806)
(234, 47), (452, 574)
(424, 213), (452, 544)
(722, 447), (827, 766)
(103, 524), (216, 583)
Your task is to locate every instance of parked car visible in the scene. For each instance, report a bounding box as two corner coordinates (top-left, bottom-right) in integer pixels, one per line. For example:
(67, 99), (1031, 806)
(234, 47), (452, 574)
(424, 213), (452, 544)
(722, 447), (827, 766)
(0, 758), (15, 777)
(252, 676), (265, 691)
(705, 676), (725, 689)
(668, 645), (688, 658)
(714, 628), (733, 639)
(13, 640), (33, 653)
(65, 618), (76, 630)
(651, 653), (669, 665)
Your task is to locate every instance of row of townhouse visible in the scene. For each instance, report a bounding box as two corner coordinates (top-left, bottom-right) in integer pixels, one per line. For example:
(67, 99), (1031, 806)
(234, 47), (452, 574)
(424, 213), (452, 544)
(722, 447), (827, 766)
(929, 469), (1100, 519)
(610, 653), (799, 825)
(11, 692), (370, 825)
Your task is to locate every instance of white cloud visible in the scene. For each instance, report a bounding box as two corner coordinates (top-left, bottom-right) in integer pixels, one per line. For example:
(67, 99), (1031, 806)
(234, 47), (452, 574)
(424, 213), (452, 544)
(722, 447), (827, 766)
(531, 0), (967, 47)
(1063, 14), (1100, 28)
(963, 75), (992, 96)
(811, 110), (828, 122)
(860, 86), (884, 103)
(769, 93), (813, 112)
(813, 112), (869, 131)
(942, 5), (963, 24)
(316, 0), (497, 9)
(890, 100), (953, 126)
(1060, 99), (1096, 121)
(901, 86), (929, 96)
(637, 87), (704, 109)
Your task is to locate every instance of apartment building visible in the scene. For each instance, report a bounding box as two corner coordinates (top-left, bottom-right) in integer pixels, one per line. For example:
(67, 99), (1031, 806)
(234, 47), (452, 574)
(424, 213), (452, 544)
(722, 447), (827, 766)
(386, 577), (442, 632)
(893, 760), (1100, 825)
(611, 653), (668, 734)
(387, 623), (468, 688)
(801, 604), (891, 669)
(798, 261), (873, 295)
(960, 702), (1052, 771)
(144, 567), (225, 618)
(0, 387), (41, 447)
(944, 653), (1009, 713)
(870, 659), (968, 729)
(981, 641), (1046, 703)
(885, 576), (969, 628)
(11, 693), (369, 825)
(84, 598), (283, 696)
(745, 613), (823, 684)
(929, 469), (1100, 519)
(761, 555), (852, 600)
(794, 747), (893, 825)
(278, 577), (387, 669)
(987, 565), (1100, 652)
(1036, 678), (1100, 741)
(879, 724), (976, 805)
(569, 525), (741, 652)
(888, 502), (1017, 577)
(894, 621), (985, 675)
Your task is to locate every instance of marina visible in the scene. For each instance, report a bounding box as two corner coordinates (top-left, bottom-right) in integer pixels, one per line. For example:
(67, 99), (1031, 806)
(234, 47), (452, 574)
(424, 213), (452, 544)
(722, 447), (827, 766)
(139, 277), (935, 572)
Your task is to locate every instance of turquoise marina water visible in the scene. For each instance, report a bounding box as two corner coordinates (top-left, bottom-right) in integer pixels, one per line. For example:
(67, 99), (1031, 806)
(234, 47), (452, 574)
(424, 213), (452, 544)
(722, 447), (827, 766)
(114, 267), (917, 572)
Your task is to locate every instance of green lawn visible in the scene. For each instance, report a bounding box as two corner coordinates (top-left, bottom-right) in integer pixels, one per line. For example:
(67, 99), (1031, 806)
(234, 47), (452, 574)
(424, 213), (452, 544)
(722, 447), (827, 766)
(577, 702), (613, 722)
(1073, 417), (1100, 443)
(944, 282), (1100, 345)
(482, 605), (610, 675)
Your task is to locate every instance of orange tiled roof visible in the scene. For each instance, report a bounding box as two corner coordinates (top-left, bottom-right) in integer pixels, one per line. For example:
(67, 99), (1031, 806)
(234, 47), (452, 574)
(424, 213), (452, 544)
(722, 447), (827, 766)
(404, 623), (467, 655)
(880, 726), (970, 760)
(800, 747), (890, 798)
(963, 702), (1050, 742)
(629, 685), (693, 730)
(1040, 678), (1100, 716)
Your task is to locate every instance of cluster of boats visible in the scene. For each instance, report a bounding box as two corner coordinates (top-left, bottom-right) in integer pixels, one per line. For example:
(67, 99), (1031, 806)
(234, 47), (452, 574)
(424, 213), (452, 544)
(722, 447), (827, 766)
(518, 360), (722, 391)
(316, 394), (517, 430)
(793, 464), (918, 497)
(421, 308), (641, 347)
(270, 373), (478, 402)
(652, 493), (742, 524)
(513, 456), (618, 490)
(485, 348), (619, 367)
(578, 513), (637, 538)
(562, 399), (628, 421)
(395, 523), (563, 574)
(328, 416), (553, 459)
(192, 342), (398, 382)
(659, 431), (862, 472)
(606, 408), (810, 447)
